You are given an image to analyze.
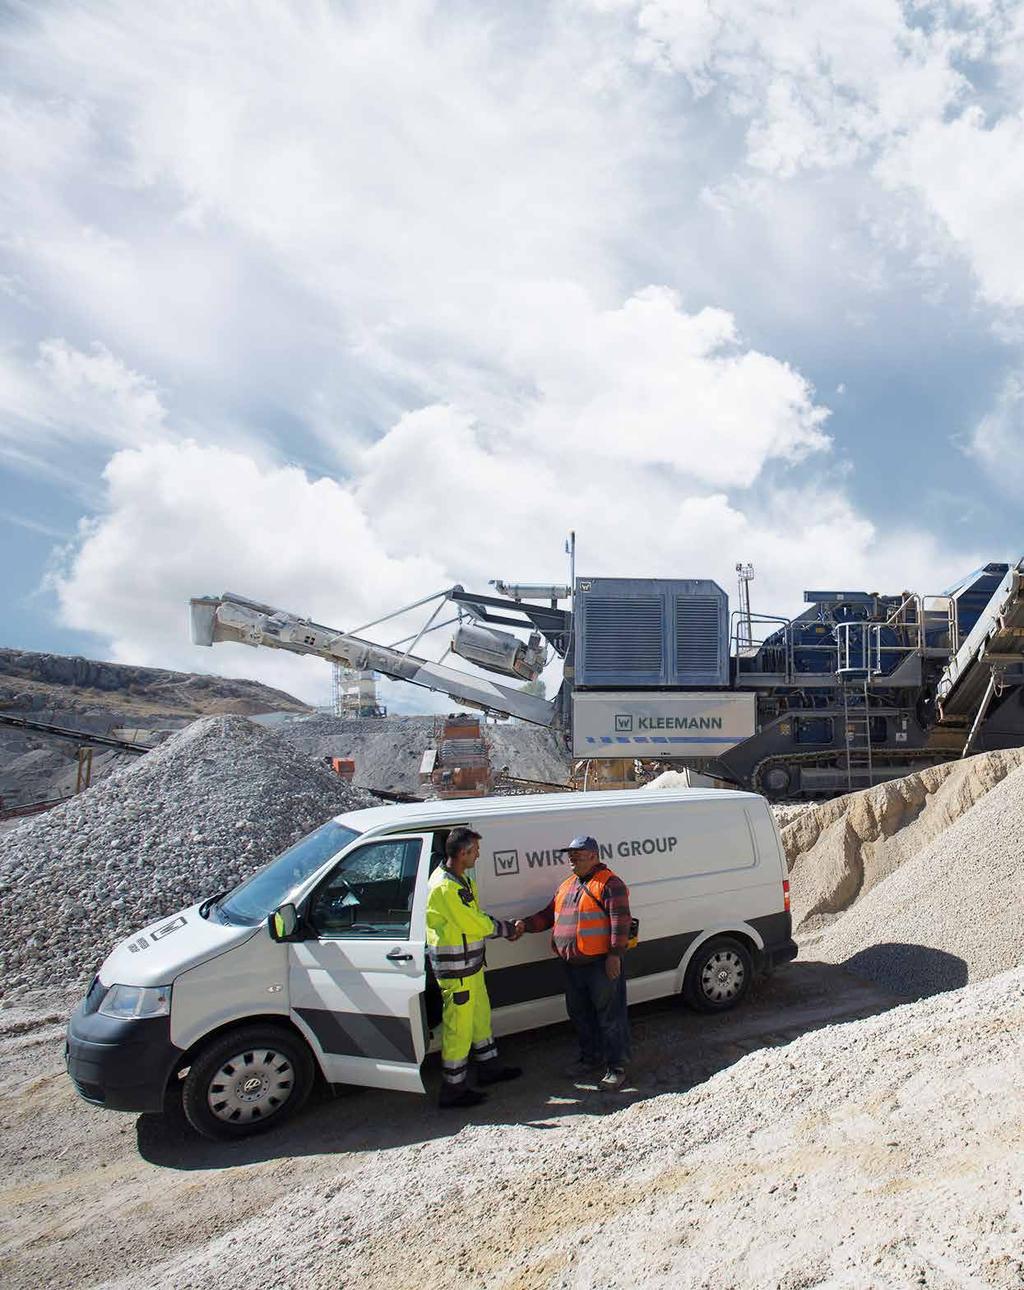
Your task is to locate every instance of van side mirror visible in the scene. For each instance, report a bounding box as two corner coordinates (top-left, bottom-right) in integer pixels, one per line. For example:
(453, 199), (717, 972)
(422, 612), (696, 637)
(268, 903), (300, 942)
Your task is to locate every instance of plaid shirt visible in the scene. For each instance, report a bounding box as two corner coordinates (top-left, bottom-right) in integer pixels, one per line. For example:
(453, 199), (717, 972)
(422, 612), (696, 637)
(522, 864), (632, 962)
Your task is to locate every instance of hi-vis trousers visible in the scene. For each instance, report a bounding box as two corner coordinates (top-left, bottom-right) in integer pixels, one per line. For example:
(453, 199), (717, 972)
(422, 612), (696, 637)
(440, 972), (498, 1086)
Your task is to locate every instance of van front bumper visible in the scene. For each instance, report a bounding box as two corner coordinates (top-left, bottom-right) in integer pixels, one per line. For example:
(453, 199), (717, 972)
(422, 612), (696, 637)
(65, 1001), (184, 1113)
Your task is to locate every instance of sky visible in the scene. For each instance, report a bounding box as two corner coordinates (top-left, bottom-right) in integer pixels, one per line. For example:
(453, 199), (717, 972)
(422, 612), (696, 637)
(2, 0), (1024, 710)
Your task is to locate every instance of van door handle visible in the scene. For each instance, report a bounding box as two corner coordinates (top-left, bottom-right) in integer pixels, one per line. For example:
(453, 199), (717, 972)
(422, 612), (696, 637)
(386, 949), (414, 963)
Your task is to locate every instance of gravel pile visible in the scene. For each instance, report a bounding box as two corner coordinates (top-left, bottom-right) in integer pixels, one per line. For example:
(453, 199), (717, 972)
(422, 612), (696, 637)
(804, 761), (1024, 996)
(275, 715), (436, 795)
(771, 802), (811, 828)
(275, 714), (572, 793)
(102, 964), (1024, 1289)
(0, 716), (377, 995)
(783, 747), (1024, 932)
(484, 723), (570, 784)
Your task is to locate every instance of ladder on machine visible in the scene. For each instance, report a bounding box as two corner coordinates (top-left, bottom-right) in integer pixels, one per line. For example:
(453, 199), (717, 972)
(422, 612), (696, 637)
(836, 623), (876, 792)
(840, 676), (874, 791)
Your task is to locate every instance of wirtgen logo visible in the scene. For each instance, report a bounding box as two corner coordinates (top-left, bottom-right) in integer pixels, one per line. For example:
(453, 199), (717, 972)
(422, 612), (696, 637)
(493, 850), (520, 877)
(614, 714), (633, 732)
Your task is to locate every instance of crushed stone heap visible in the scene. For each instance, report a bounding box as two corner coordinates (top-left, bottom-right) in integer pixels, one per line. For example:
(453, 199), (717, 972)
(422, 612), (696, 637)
(803, 760), (1024, 996)
(781, 747), (1024, 933)
(273, 714), (572, 794)
(0, 716), (377, 996)
(274, 715), (436, 795)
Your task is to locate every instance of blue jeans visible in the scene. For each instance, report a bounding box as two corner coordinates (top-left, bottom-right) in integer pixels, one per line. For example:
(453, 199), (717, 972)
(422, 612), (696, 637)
(562, 957), (631, 1070)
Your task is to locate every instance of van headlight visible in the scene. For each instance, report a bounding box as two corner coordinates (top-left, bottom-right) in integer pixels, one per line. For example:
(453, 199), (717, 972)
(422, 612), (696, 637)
(98, 984), (172, 1019)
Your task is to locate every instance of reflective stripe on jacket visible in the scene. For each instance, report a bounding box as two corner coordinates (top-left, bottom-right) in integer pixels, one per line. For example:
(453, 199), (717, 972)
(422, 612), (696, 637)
(426, 867), (511, 979)
(552, 867), (617, 956)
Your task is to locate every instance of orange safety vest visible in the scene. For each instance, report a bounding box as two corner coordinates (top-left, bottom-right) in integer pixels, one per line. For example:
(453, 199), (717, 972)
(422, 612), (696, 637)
(552, 867), (615, 956)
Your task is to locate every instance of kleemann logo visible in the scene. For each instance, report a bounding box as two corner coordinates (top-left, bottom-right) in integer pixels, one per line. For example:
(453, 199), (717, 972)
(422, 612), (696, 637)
(614, 714), (724, 732)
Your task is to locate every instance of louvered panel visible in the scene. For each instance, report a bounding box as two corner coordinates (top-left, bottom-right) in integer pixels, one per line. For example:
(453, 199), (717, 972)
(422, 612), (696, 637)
(583, 597), (663, 678)
(675, 596), (722, 676)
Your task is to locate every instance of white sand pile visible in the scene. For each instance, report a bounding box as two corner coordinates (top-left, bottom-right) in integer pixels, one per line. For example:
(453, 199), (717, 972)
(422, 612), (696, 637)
(0, 716), (376, 994)
(101, 965), (1024, 1290)
(804, 762), (1024, 995)
(782, 747), (1024, 932)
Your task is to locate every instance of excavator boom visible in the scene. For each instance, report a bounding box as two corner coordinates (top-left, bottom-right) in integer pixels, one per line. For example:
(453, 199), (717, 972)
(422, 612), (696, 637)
(189, 592), (557, 726)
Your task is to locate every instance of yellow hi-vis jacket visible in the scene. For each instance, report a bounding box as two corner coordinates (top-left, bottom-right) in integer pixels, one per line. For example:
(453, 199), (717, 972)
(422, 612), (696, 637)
(426, 866), (514, 980)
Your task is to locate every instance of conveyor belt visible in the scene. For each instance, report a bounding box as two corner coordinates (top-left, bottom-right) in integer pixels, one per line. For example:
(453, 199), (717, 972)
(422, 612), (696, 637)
(0, 712), (153, 754)
(937, 562), (1024, 719)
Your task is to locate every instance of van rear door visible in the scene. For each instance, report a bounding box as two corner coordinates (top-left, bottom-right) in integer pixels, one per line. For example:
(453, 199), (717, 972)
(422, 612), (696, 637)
(289, 833), (430, 1093)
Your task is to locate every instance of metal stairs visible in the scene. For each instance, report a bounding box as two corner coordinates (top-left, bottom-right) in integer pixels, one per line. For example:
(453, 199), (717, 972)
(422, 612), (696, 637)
(840, 677), (874, 791)
(835, 621), (875, 792)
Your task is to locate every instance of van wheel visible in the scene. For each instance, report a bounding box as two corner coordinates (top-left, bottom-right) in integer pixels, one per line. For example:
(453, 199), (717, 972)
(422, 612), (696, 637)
(682, 937), (753, 1013)
(181, 1026), (314, 1140)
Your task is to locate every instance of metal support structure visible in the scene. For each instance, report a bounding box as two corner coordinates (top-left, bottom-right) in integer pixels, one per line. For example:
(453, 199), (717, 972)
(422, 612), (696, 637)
(961, 671), (998, 758)
(735, 562), (754, 650)
(75, 746), (94, 793)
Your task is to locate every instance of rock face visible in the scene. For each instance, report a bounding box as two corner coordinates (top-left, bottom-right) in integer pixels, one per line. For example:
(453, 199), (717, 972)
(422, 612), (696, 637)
(0, 646), (311, 716)
(0, 716), (378, 995)
(0, 646), (313, 809)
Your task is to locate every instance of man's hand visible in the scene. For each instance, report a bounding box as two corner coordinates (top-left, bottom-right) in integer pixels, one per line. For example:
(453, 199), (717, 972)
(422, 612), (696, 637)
(506, 920), (525, 942)
(605, 955), (622, 980)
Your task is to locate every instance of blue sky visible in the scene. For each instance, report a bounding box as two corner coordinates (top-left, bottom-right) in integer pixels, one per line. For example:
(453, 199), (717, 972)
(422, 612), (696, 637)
(2, 0), (1023, 705)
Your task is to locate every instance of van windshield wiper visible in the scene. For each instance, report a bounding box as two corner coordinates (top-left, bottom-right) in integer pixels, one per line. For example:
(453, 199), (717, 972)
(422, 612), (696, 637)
(199, 891), (229, 920)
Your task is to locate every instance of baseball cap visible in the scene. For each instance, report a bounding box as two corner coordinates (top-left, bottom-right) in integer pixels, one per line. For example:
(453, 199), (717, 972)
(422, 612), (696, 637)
(562, 835), (599, 853)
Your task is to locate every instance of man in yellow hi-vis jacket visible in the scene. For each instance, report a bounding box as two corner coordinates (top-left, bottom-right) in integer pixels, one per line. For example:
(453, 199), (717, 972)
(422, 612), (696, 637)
(426, 826), (523, 1108)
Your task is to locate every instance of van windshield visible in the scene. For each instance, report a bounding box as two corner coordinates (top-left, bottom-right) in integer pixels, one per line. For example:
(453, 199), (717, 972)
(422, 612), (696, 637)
(215, 821), (361, 926)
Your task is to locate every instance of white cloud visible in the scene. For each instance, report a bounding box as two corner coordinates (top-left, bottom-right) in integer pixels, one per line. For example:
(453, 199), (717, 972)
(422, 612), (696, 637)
(966, 370), (1024, 491)
(626, 0), (968, 174)
(879, 108), (1024, 309)
(0, 0), (1003, 703)
(0, 338), (168, 457)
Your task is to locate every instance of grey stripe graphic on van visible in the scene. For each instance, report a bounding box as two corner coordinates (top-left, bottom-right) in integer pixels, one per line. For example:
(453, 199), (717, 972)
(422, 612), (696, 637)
(487, 914), (796, 1010)
(295, 1007), (416, 1063)
(486, 930), (702, 1009)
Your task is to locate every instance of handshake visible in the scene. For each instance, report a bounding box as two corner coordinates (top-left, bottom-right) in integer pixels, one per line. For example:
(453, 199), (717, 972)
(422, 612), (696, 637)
(506, 919), (528, 943)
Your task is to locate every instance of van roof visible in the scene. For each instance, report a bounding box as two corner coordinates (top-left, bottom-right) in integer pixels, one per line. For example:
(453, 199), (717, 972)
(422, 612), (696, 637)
(335, 787), (765, 837)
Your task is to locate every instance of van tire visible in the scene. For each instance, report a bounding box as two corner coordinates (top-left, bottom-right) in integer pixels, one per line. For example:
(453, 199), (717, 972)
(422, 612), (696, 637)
(682, 937), (753, 1013)
(181, 1025), (314, 1140)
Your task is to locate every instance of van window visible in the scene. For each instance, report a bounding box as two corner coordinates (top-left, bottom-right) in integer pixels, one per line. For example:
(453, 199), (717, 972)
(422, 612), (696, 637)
(216, 821), (361, 926)
(308, 838), (421, 938)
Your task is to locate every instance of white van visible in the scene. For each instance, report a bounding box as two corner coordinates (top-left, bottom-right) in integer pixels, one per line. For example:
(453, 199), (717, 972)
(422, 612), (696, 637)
(66, 789), (795, 1139)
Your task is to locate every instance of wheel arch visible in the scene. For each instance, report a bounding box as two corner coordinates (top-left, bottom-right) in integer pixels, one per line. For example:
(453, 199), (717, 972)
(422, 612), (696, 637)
(168, 1013), (326, 1097)
(674, 922), (765, 991)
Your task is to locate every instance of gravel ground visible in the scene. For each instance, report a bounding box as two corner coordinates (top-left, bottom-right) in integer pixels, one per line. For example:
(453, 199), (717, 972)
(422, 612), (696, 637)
(803, 761), (1024, 996)
(0, 959), (912, 1290)
(8, 963), (1012, 1290)
(0, 716), (377, 996)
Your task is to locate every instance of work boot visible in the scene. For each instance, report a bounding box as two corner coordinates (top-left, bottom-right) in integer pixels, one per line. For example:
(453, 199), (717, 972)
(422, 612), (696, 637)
(438, 1084), (488, 1109)
(476, 1063), (523, 1086)
(598, 1067), (626, 1091)
(564, 1057), (603, 1080)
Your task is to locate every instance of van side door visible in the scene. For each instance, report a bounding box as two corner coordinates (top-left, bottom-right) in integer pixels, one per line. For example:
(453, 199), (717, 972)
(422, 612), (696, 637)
(288, 833), (430, 1093)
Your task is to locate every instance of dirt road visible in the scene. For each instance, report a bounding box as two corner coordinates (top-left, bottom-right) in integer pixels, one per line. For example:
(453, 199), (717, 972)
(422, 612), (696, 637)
(0, 962), (906, 1289)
